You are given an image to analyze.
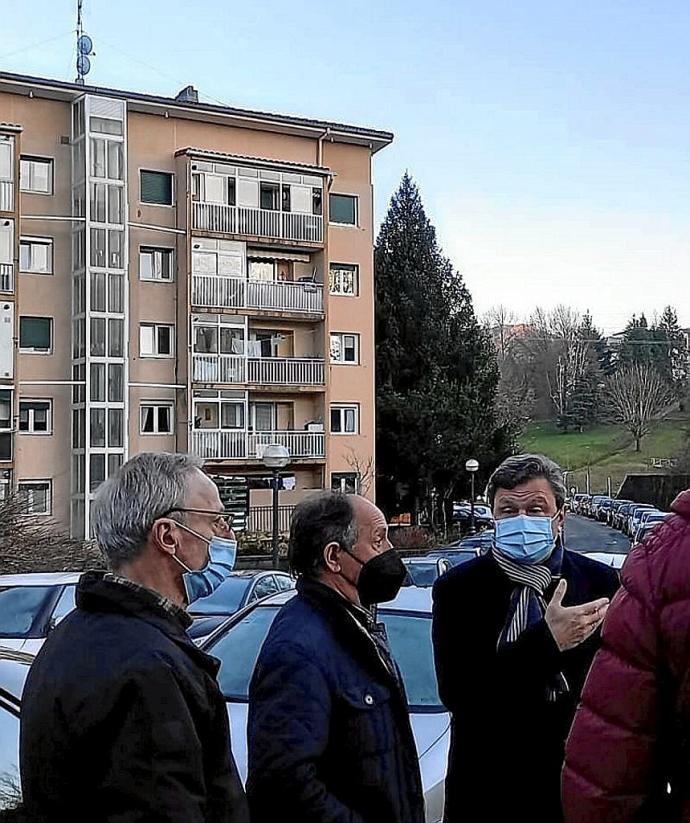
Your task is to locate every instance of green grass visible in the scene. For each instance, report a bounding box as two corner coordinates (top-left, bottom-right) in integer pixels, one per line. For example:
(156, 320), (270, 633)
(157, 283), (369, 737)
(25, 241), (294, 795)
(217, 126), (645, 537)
(520, 420), (688, 495)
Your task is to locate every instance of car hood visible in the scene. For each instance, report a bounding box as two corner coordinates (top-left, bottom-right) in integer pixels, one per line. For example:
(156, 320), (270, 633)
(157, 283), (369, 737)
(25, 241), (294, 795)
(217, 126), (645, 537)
(226, 702), (449, 789)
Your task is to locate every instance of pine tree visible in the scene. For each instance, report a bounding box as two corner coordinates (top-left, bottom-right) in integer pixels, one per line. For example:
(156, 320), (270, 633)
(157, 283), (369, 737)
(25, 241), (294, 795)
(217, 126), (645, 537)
(654, 305), (689, 399)
(374, 174), (511, 522)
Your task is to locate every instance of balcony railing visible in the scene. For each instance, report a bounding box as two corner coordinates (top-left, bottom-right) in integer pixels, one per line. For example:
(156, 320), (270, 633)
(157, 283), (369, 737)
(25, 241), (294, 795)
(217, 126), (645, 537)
(248, 430), (325, 459)
(192, 430), (247, 460)
(248, 357), (324, 386)
(193, 201), (324, 244)
(193, 354), (325, 386)
(192, 430), (325, 461)
(0, 263), (13, 292)
(192, 275), (323, 314)
(0, 181), (13, 213)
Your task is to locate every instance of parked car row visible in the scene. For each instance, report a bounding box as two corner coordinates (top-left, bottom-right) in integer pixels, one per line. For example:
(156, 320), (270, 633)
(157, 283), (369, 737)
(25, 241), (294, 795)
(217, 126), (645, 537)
(570, 493), (670, 544)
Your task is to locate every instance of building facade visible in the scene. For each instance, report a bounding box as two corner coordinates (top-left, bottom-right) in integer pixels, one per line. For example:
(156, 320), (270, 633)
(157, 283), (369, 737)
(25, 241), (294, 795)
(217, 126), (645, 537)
(0, 72), (392, 538)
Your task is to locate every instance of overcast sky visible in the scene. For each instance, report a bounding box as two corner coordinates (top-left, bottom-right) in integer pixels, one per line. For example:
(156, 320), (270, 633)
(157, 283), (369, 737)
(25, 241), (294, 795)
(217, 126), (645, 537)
(2, 0), (689, 333)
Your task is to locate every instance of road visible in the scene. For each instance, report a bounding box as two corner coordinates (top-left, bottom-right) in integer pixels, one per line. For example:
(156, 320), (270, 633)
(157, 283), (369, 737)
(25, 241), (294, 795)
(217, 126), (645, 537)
(565, 514), (631, 555)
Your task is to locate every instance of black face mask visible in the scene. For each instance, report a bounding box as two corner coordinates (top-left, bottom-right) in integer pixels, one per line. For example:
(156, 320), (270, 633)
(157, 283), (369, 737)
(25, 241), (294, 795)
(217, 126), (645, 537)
(341, 547), (407, 608)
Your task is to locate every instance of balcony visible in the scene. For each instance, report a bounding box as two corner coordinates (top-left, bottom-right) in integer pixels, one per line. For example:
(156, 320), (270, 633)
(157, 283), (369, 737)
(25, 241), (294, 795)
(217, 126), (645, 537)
(193, 202), (324, 244)
(0, 181), (13, 213)
(193, 355), (325, 387)
(0, 263), (13, 292)
(192, 429), (325, 461)
(192, 274), (323, 314)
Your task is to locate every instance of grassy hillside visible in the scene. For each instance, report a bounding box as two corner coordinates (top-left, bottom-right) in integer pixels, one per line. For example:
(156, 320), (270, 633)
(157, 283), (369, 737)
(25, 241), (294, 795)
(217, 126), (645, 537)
(520, 420), (688, 496)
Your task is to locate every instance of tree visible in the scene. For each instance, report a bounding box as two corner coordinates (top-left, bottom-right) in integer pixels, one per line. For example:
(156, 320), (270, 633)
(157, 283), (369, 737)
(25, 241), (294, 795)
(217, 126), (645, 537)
(654, 305), (689, 401)
(603, 364), (674, 452)
(0, 493), (103, 573)
(375, 174), (511, 523)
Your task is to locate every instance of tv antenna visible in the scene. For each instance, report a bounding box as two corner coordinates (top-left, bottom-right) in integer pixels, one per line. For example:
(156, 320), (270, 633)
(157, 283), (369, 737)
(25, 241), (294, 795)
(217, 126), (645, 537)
(75, 1), (95, 85)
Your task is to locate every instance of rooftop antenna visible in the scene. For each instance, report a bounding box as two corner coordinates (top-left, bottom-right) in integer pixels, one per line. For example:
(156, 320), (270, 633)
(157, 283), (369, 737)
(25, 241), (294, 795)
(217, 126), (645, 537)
(75, 0), (94, 85)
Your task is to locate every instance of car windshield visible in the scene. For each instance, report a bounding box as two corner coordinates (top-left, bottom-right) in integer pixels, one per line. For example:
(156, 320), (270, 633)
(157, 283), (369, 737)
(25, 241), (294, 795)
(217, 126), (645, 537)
(211, 604), (443, 711)
(0, 586), (53, 638)
(188, 577), (252, 615)
(403, 562), (439, 587)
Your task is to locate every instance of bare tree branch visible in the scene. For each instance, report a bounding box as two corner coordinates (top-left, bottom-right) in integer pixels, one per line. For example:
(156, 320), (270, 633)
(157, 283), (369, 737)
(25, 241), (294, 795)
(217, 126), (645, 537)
(603, 365), (674, 452)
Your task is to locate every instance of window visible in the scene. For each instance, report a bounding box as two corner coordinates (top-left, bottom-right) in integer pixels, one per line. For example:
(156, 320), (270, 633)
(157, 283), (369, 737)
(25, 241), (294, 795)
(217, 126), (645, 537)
(19, 317), (52, 353)
(20, 157), (53, 195)
(0, 390), (11, 431)
(140, 323), (174, 357)
(19, 237), (53, 274)
(329, 193), (357, 225)
(260, 182), (279, 211)
(330, 404), (359, 434)
(194, 400), (245, 430)
(330, 333), (359, 364)
(19, 400), (52, 434)
(0, 138), (12, 181)
(140, 403), (174, 434)
(140, 247), (173, 282)
(18, 480), (51, 515)
(0, 220), (14, 265)
(331, 472), (359, 494)
(329, 263), (359, 296)
(140, 170), (173, 205)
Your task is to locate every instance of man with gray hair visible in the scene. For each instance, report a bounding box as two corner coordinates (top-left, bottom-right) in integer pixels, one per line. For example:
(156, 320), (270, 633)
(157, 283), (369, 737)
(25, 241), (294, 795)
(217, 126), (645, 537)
(20, 452), (249, 823)
(432, 454), (619, 823)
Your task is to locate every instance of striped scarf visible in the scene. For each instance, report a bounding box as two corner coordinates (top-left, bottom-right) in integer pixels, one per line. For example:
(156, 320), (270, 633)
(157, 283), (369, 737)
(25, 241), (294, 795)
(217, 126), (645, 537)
(493, 542), (569, 702)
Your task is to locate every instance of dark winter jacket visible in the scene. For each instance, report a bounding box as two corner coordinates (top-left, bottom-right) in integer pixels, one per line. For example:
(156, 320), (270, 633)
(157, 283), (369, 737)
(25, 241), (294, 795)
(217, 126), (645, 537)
(563, 489), (690, 822)
(19, 571), (248, 823)
(247, 577), (425, 823)
(432, 548), (619, 823)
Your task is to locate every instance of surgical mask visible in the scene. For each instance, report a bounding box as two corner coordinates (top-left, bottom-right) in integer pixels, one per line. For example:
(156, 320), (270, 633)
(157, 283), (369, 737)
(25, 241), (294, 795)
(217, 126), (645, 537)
(494, 513), (560, 565)
(171, 525), (237, 604)
(341, 547), (407, 608)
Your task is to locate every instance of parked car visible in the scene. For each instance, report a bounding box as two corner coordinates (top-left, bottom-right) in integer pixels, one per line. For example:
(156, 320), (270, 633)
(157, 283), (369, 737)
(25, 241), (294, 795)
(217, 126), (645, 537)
(589, 496), (612, 520)
(201, 586), (449, 823)
(632, 511), (669, 544)
(427, 532), (494, 568)
(613, 502), (636, 531)
(607, 499), (632, 528)
(596, 498), (615, 523)
(0, 573), (80, 654)
(452, 503), (493, 529)
(0, 647), (34, 811)
(187, 570), (295, 642)
(571, 494), (591, 515)
(402, 557), (450, 587)
(581, 552), (627, 570)
(624, 504), (655, 537)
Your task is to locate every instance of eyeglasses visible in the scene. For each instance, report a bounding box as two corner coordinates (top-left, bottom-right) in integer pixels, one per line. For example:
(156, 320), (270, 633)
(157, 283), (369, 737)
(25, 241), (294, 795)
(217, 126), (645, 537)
(161, 507), (234, 529)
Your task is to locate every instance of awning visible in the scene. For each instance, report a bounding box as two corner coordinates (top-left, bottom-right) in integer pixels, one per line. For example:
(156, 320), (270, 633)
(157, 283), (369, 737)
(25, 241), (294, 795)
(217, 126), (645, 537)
(247, 248), (311, 263)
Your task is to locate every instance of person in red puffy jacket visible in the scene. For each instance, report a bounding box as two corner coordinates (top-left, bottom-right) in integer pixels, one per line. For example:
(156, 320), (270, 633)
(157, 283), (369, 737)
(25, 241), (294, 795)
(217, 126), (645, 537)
(562, 488), (690, 822)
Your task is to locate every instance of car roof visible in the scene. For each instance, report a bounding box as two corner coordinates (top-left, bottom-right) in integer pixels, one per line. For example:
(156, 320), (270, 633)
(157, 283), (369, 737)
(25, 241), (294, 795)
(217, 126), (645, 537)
(0, 572), (82, 586)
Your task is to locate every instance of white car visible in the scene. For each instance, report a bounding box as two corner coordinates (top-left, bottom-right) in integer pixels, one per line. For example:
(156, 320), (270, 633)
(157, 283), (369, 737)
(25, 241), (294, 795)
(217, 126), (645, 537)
(581, 552), (626, 570)
(0, 573), (80, 654)
(201, 586), (450, 823)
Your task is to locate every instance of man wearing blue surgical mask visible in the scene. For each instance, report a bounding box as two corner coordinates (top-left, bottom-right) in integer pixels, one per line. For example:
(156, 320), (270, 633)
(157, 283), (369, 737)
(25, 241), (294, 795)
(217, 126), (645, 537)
(20, 452), (249, 823)
(432, 454), (619, 823)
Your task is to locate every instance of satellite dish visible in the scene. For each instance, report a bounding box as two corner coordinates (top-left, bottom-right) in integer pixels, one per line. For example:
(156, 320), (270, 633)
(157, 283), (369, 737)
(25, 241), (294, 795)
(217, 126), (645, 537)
(76, 55), (91, 76)
(77, 34), (93, 55)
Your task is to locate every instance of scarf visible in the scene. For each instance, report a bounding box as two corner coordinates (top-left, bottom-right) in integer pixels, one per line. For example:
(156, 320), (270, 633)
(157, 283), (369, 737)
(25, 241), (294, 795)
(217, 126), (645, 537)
(493, 540), (569, 702)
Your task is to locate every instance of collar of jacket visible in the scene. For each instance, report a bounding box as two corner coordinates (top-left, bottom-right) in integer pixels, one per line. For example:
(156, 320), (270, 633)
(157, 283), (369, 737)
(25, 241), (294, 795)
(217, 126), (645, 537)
(75, 570), (221, 674)
(296, 576), (398, 683)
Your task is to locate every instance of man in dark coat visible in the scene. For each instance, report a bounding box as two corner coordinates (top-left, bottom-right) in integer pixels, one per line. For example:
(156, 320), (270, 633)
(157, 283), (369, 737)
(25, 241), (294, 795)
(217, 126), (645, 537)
(563, 488), (690, 822)
(20, 452), (248, 823)
(432, 454), (619, 823)
(247, 491), (425, 823)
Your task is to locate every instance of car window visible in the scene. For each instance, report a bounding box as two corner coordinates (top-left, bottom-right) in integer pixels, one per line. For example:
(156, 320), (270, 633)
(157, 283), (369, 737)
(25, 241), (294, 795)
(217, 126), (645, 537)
(189, 577), (251, 616)
(275, 575), (294, 592)
(51, 585), (76, 625)
(252, 576), (279, 601)
(403, 563), (438, 587)
(0, 706), (20, 807)
(213, 606), (281, 700)
(0, 587), (54, 638)
(379, 612), (442, 710)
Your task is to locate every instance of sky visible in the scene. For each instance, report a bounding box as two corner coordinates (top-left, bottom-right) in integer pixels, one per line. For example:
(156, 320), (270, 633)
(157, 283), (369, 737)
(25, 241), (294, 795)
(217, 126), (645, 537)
(2, 0), (689, 334)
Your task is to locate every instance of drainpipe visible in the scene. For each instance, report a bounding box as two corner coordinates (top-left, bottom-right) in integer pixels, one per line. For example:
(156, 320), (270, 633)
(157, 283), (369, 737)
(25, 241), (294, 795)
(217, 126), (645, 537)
(317, 128), (331, 167)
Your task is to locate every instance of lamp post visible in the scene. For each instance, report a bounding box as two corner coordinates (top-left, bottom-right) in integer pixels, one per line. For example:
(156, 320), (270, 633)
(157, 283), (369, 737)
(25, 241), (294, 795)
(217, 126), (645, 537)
(465, 458), (479, 534)
(261, 444), (290, 569)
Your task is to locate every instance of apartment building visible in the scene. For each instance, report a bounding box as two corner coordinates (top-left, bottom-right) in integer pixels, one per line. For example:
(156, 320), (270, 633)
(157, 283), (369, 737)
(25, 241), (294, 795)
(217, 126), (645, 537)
(0, 71), (392, 538)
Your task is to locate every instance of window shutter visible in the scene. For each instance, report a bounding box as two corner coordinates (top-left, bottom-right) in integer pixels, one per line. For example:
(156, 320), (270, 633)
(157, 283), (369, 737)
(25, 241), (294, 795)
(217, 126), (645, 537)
(141, 171), (173, 205)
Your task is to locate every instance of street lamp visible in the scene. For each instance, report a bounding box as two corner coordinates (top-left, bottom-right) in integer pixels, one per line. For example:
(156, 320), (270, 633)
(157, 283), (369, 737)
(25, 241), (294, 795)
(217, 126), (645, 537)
(465, 458), (479, 534)
(261, 444), (290, 569)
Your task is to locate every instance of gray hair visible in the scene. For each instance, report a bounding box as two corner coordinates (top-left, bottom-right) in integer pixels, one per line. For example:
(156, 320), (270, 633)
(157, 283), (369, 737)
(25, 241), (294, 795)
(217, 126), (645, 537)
(487, 453), (566, 510)
(288, 491), (358, 578)
(91, 452), (205, 569)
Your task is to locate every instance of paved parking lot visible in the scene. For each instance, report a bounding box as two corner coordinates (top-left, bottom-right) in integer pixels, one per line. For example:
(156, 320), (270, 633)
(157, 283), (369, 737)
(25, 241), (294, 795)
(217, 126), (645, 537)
(565, 514), (631, 555)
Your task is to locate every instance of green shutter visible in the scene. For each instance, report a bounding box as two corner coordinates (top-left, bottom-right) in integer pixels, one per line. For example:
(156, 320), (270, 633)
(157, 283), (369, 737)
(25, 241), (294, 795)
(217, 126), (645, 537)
(140, 171), (173, 205)
(20, 317), (51, 350)
(329, 194), (356, 225)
